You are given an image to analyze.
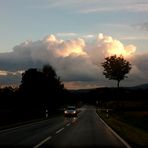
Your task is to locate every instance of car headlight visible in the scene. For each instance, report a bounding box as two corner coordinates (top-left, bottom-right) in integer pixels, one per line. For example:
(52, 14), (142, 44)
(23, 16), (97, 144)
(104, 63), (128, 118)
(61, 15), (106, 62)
(73, 111), (76, 114)
(64, 111), (68, 114)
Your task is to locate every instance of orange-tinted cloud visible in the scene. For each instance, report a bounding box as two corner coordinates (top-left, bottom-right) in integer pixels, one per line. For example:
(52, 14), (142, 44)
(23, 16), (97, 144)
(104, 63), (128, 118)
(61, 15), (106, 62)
(96, 33), (136, 57)
(1, 33), (147, 88)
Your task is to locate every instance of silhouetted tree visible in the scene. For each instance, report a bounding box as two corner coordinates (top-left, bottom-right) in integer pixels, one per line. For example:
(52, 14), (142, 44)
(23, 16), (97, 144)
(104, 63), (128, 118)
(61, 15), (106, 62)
(0, 86), (15, 109)
(102, 55), (131, 88)
(19, 65), (64, 110)
(42, 64), (64, 108)
(20, 68), (45, 92)
(42, 65), (64, 92)
(19, 68), (45, 109)
(43, 65), (56, 78)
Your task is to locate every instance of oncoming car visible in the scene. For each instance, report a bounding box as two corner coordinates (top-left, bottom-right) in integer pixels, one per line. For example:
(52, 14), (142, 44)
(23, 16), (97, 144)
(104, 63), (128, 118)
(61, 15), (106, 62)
(64, 106), (77, 117)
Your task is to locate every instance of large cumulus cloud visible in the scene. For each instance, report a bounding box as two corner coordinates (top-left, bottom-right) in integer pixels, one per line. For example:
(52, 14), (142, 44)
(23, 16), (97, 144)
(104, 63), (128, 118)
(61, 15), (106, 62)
(0, 33), (147, 89)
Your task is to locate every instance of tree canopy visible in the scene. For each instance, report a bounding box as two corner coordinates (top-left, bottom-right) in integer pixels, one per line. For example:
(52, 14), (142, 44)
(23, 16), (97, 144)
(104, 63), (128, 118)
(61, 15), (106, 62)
(19, 64), (64, 109)
(102, 55), (132, 88)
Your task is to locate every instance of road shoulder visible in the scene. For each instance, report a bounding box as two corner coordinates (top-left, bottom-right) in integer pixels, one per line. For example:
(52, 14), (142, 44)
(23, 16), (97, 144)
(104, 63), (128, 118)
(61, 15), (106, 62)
(96, 111), (131, 148)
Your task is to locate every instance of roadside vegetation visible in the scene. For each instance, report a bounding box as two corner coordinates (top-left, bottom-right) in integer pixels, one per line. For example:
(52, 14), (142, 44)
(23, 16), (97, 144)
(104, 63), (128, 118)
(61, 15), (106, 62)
(0, 64), (75, 129)
(97, 109), (148, 147)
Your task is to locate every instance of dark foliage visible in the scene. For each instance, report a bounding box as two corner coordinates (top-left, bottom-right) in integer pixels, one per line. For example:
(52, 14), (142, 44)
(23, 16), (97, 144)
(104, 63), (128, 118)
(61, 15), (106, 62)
(102, 55), (131, 88)
(19, 65), (64, 110)
(0, 64), (67, 127)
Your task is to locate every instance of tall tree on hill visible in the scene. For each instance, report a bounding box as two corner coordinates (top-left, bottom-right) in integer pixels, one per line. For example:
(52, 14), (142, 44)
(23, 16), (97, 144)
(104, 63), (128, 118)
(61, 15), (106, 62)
(102, 55), (132, 88)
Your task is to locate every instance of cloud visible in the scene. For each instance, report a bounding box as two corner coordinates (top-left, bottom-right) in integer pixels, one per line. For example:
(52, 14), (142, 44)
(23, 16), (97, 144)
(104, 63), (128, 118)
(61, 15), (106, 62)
(51, 37), (86, 57)
(0, 70), (8, 76)
(1, 33), (147, 89)
(41, 0), (148, 14)
(133, 22), (148, 31)
(142, 23), (148, 31)
(119, 36), (148, 41)
(64, 81), (102, 90)
(133, 54), (148, 77)
(85, 34), (136, 65)
(82, 34), (95, 39)
(87, 2), (148, 13)
(56, 32), (77, 37)
(0, 70), (23, 86)
(0, 70), (23, 76)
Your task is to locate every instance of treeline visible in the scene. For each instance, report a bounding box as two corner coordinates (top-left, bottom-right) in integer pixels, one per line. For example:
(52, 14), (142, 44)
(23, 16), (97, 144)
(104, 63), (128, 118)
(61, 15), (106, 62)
(0, 65), (76, 126)
(70, 87), (148, 110)
(1, 65), (65, 109)
(0, 64), (148, 126)
(79, 87), (148, 101)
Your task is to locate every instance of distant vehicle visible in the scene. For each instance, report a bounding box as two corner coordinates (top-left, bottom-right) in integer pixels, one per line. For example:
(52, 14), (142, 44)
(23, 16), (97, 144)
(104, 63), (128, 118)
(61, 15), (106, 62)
(64, 106), (77, 117)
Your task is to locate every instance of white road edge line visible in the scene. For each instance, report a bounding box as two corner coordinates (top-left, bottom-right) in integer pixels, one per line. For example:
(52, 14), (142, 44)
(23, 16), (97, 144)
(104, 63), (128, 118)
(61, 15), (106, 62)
(96, 112), (131, 148)
(56, 127), (64, 134)
(33, 136), (52, 148)
(66, 123), (71, 127)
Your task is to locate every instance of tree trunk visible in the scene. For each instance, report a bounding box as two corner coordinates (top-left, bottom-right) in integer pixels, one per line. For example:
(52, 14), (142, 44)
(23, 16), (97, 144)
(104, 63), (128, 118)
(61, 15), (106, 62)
(117, 80), (120, 88)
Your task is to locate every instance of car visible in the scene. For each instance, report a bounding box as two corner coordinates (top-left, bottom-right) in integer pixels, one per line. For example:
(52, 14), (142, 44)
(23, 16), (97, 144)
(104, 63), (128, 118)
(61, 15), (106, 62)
(64, 106), (77, 117)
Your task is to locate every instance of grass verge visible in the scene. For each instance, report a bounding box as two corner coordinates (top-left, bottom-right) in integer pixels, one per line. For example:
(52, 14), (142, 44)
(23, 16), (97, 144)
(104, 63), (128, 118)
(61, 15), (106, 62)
(96, 110), (148, 147)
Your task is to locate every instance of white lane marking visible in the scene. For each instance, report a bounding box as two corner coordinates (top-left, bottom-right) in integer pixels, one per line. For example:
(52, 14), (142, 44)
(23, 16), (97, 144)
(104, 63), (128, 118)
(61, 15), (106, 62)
(33, 136), (52, 148)
(96, 112), (131, 148)
(56, 127), (64, 134)
(66, 123), (71, 127)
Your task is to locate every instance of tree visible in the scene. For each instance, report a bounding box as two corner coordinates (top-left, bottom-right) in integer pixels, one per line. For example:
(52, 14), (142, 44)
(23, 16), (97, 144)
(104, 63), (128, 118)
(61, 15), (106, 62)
(42, 64), (64, 92)
(19, 65), (64, 109)
(42, 64), (64, 107)
(19, 68), (45, 108)
(102, 55), (132, 88)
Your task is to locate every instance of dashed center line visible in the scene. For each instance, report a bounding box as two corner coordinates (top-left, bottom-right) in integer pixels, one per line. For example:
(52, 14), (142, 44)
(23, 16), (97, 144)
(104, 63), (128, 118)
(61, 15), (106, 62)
(66, 123), (71, 127)
(56, 127), (65, 134)
(33, 136), (52, 148)
(33, 120), (73, 147)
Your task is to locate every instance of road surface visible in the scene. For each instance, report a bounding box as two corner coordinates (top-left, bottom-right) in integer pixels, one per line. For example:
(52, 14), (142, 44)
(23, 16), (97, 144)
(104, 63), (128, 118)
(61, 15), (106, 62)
(0, 106), (126, 148)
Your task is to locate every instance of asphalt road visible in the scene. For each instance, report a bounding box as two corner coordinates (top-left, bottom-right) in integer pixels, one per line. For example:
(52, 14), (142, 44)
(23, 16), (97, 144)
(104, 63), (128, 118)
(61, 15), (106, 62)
(0, 106), (126, 148)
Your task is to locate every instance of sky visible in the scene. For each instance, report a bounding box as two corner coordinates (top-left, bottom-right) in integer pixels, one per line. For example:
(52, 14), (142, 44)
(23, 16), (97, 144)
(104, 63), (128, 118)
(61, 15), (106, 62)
(0, 0), (148, 89)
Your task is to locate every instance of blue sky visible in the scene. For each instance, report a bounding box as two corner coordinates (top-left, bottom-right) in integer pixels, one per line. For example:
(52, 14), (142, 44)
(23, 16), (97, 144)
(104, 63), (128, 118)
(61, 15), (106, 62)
(0, 0), (148, 89)
(0, 0), (148, 52)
